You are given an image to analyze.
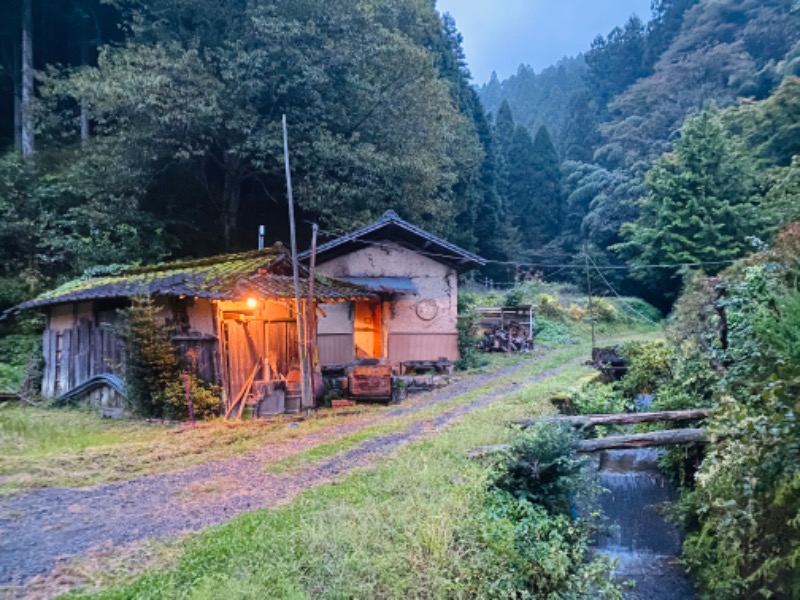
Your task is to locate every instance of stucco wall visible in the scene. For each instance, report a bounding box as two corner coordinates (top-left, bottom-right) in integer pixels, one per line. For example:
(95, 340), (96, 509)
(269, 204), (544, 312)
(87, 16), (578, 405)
(316, 242), (459, 364)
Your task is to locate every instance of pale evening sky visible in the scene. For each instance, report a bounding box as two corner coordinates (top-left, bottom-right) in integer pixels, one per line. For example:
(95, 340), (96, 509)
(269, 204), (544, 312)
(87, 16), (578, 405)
(436, 0), (654, 83)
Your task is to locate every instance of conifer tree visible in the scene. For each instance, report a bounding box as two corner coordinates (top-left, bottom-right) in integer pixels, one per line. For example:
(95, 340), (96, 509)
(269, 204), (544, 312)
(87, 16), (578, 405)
(495, 100), (516, 155)
(504, 126), (538, 247)
(529, 125), (563, 244)
(617, 107), (762, 297)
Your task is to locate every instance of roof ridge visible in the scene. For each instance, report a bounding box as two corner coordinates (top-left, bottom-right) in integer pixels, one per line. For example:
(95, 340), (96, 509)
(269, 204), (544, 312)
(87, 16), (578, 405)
(301, 210), (485, 269)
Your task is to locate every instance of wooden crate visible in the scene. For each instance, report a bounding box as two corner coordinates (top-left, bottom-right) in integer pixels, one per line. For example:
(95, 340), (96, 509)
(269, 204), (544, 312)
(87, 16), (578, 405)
(348, 364), (392, 400)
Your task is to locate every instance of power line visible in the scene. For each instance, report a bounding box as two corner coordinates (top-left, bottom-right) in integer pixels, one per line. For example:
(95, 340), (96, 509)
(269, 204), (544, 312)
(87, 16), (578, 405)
(588, 254), (661, 326)
(312, 223), (737, 272)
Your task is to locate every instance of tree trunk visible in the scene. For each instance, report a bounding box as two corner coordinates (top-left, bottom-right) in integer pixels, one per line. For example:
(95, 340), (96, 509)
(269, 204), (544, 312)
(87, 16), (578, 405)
(21, 0), (34, 156)
(12, 43), (22, 151)
(80, 38), (90, 143)
(575, 428), (708, 452)
(513, 409), (713, 429)
(221, 163), (243, 250)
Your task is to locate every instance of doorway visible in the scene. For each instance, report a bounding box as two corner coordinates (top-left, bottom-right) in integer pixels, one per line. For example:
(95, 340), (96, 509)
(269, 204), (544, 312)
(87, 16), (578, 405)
(353, 300), (382, 359)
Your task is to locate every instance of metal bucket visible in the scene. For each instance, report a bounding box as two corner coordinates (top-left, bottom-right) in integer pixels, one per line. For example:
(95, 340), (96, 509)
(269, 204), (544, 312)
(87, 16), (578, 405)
(285, 381), (301, 414)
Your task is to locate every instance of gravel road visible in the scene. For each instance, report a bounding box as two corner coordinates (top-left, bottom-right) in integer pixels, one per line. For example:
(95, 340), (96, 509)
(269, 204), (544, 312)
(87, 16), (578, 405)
(0, 357), (572, 592)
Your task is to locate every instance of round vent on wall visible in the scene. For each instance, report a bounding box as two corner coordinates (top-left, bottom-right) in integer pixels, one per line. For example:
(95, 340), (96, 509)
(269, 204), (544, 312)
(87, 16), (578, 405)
(415, 299), (438, 321)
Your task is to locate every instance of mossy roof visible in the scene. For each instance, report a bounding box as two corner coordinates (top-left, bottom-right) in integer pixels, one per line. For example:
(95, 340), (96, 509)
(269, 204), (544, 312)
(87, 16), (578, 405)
(8, 246), (374, 314)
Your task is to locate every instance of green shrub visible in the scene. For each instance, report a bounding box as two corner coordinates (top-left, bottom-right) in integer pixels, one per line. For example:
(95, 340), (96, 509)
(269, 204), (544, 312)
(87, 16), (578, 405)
(571, 383), (631, 415)
(118, 297), (220, 420)
(535, 316), (577, 345)
(491, 424), (598, 517)
(457, 424), (620, 598)
(588, 296), (617, 322)
(456, 292), (482, 370)
(618, 340), (674, 399)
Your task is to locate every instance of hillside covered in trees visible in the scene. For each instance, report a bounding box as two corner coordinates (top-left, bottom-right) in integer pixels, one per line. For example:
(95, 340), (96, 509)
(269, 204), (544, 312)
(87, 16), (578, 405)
(1, 0), (799, 312)
(481, 0), (799, 304)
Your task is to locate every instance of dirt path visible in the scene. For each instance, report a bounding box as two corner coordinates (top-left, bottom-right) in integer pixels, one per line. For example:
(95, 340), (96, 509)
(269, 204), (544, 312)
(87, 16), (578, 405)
(0, 356), (574, 590)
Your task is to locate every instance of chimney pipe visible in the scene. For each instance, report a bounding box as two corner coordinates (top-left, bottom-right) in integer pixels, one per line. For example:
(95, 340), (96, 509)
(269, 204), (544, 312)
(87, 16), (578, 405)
(258, 225), (265, 250)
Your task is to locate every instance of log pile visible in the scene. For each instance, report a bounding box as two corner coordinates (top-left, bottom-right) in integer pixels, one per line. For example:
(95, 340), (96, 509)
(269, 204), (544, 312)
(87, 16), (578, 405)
(479, 323), (534, 353)
(591, 346), (628, 381)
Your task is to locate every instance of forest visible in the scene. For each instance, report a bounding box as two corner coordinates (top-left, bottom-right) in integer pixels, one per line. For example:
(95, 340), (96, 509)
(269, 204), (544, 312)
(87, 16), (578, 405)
(0, 0), (798, 310)
(1, 0), (800, 598)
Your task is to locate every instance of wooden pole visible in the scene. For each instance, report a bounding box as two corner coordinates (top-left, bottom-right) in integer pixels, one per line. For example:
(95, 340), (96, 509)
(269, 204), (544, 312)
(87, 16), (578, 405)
(512, 409), (713, 430)
(584, 247), (596, 352)
(306, 224), (319, 403)
(282, 114), (311, 411)
(576, 428), (707, 452)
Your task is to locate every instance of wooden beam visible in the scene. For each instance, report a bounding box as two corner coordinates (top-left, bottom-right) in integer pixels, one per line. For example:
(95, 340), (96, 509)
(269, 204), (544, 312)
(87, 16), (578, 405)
(224, 357), (260, 419)
(575, 428), (707, 452)
(512, 409), (713, 430)
(467, 428), (708, 459)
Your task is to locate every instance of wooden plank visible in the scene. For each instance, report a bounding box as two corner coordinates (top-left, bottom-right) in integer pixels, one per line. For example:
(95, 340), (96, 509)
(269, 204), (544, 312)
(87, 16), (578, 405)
(58, 330), (71, 394)
(513, 409), (713, 429)
(577, 429), (708, 452)
(224, 357), (261, 419)
(42, 329), (53, 397)
(69, 323), (80, 390)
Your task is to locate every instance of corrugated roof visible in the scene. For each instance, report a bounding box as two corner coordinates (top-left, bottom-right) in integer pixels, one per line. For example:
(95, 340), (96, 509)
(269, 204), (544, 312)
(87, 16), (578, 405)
(338, 276), (418, 295)
(6, 246), (375, 315)
(300, 210), (486, 273)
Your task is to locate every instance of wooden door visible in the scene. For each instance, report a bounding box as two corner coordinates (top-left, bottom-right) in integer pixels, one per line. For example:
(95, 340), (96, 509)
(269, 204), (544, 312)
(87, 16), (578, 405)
(354, 301), (382, 359)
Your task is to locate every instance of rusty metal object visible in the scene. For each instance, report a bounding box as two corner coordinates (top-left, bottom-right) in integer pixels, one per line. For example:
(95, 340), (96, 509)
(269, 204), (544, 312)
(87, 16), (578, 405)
(348, 362), (392, 401)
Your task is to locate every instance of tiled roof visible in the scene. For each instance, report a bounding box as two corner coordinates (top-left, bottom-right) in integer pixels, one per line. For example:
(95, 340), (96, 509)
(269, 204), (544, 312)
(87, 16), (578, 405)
(7, 246), (374, 315)
(300, 210), (486, 272)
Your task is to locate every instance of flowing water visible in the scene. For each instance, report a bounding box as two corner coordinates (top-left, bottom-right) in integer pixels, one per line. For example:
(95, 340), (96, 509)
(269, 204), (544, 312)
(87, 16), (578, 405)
(594, 448), (695, 599)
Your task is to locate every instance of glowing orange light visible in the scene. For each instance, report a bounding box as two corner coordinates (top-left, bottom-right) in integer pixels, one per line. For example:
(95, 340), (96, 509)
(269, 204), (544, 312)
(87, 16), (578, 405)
(246, 298), (258, 309)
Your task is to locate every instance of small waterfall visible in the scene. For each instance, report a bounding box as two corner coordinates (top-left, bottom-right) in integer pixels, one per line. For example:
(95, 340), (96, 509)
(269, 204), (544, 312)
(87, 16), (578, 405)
(594, 449), (694, 599)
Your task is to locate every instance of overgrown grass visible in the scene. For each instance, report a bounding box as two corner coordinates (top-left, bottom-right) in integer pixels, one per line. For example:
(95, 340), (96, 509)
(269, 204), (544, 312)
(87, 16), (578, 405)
(0, 405), (384, 494)
(67, 360), (599, 599)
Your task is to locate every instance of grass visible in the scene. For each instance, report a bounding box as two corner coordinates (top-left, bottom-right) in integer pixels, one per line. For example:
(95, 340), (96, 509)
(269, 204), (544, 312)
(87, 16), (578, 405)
(65, 359), (596, 599)
(62, 327), (662, 597)
(0, 404), (386, 494)
(1, 324), (662, 597)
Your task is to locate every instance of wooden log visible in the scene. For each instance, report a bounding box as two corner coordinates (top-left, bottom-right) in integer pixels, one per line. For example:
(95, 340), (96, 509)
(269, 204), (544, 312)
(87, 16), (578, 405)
(513, 409), (713, 430)
(467, 428), (708, 459)
(224, 357), (261, 420)
(576, 428), (707, 452)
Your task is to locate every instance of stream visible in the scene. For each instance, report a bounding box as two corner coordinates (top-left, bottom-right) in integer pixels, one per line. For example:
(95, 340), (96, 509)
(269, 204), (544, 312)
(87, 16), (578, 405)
(594, 448), (695, 599)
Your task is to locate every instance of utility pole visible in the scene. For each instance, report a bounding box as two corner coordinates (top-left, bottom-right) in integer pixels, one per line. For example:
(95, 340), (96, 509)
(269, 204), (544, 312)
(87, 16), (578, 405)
(306, 224), (319, 405)
(282, 114), (311, 411)
(584, 246), (596, 352)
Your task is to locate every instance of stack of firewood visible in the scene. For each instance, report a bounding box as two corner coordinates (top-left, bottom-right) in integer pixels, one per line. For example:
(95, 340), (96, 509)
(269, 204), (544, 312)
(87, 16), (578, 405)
(479, 322), (533, 353)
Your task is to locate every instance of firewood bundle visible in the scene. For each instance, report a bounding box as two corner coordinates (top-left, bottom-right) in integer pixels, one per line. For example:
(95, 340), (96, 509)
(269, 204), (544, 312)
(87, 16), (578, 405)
(479, 322), (532, 353)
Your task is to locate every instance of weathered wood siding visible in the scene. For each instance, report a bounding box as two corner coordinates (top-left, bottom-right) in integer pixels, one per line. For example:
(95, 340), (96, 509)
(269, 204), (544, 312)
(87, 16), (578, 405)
(318, 333), (355, 366)
(42, 319), (125, 398)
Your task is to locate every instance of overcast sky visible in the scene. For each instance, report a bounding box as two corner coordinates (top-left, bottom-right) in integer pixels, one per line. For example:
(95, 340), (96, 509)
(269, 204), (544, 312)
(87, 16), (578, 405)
(436, 0), (653, 83)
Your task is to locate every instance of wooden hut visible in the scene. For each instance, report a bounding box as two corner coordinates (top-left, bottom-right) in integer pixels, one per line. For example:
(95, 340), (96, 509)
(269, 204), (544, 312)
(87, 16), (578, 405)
(301, 211), (486, 371)
(5, 245), (374, 408)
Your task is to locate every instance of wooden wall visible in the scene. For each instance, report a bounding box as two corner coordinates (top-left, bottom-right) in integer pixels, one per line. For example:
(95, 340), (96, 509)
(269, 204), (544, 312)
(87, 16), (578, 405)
(42, 319), (125, 398)
(42, 317), (219, 399)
